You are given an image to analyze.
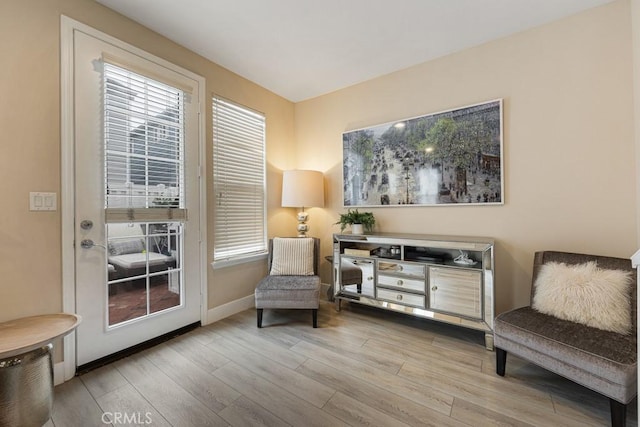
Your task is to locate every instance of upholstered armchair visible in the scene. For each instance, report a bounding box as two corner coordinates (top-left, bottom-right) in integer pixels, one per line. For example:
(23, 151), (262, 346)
(255, 237), (321, 328)
(494, 251), (637, 427)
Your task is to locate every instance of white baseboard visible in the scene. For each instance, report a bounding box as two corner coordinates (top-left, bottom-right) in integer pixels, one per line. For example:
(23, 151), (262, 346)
(205, 294), (255, 325)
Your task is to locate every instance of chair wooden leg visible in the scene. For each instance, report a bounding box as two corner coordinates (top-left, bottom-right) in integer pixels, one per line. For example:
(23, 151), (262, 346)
(496, 347), (507, 376)
(312, 309), (318, 328)
(610, 398), (626, 427)
(257, 309), (263, 328)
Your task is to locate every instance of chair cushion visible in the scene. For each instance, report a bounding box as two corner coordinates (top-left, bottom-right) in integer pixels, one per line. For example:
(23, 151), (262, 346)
(495, 306), (637, 402)
(108, 252), (173, 270)
(269, 237), (315, 276)
(108, 238), (145, 256)
(255, 275), (320, 309)
(532, 261), (633, 334)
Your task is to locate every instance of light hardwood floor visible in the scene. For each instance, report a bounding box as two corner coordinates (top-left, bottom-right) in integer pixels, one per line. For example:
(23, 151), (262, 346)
(49, 301), (637, 426)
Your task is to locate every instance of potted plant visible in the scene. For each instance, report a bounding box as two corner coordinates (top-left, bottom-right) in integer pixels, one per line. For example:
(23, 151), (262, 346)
(335, 209), (375, 234)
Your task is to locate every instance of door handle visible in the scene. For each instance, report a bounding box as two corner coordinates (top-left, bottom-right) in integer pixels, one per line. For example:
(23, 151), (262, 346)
(80, 239), (106, 250)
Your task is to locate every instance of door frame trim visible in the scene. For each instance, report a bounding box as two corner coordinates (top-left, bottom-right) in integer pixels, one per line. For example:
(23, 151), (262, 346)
(60, 16), (207, 381)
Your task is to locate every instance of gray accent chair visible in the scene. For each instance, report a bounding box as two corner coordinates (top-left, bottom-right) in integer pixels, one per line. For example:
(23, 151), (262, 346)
(255, 238), (321, 328)
(494, 251), (637, 427)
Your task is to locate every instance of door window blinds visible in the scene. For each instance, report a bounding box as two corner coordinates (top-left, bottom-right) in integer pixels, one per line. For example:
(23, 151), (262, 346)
(103, 62), (186, 222)
(213, 97), (267, 262)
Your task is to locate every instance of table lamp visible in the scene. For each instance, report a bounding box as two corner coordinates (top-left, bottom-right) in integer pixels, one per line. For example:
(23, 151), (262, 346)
(281, 170), (324, 237)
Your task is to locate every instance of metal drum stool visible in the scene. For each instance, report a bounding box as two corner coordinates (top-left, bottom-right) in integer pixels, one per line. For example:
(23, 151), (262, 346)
(0, 344), (53, 427)
(0, 314), (81, 427)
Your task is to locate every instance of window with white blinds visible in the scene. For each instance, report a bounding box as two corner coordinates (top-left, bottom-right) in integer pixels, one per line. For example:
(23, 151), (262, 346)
(104, 62), (186, 222)
(212, 96), (267, 263)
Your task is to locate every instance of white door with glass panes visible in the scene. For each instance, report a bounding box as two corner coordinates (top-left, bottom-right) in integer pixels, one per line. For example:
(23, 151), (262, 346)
(72, 29), (203, 366)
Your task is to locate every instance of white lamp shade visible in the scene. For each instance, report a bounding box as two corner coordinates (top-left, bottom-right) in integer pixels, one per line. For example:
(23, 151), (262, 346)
(281, 170), (325, 208)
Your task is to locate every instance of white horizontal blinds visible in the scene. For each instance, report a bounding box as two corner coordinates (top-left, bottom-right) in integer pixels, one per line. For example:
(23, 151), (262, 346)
(103, 62), (186, 222)
(213, 96), (267, 260)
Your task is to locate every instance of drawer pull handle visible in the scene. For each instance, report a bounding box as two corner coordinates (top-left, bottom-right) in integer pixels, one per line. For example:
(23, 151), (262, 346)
(397, 279), (403, 286)
(398, 265), (403, 271)
(367, 276), (374, 281)
(431, 286), (438, 291)
(396, 295), (403, 301)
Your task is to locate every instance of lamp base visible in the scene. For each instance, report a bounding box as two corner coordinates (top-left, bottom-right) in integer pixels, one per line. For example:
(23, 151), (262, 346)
(297, 211), (309, 237)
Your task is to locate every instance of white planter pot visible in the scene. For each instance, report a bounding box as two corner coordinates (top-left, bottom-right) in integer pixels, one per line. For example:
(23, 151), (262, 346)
(351, 224), (364, 235)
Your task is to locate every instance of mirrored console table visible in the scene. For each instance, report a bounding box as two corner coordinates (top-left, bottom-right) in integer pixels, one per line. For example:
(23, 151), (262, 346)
(333, 233), (495, 349)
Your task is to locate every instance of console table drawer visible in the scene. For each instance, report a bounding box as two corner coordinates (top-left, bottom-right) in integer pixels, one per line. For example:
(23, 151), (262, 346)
(377, 261), (425, 278)
(377, 274), (425, 293)
(376, 288), (425, 308)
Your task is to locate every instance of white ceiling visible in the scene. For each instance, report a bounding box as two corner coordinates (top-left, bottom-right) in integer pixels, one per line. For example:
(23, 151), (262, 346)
(96, 0), (614, 102)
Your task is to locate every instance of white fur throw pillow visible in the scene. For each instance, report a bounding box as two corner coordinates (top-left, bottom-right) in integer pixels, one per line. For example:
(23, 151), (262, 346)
(269, 237), (315, 276)
(532, 261), (632, 334)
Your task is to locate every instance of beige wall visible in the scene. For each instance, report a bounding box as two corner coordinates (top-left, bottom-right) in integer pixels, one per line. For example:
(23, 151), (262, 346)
(633, 0), (640, 246)
(0, 0), (637, 357)
(0, 0), (296, 324)
(295, 0), (637, 313)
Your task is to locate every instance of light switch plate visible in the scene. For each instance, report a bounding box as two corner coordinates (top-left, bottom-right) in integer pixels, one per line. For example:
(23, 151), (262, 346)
(30, 192), (57, 211)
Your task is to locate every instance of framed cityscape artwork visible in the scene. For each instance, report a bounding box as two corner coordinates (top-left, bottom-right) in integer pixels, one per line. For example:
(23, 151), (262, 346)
(342, 99), (503, 207)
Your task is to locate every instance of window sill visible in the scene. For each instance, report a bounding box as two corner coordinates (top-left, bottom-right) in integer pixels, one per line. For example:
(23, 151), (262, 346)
(211, 252), (268, 269)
